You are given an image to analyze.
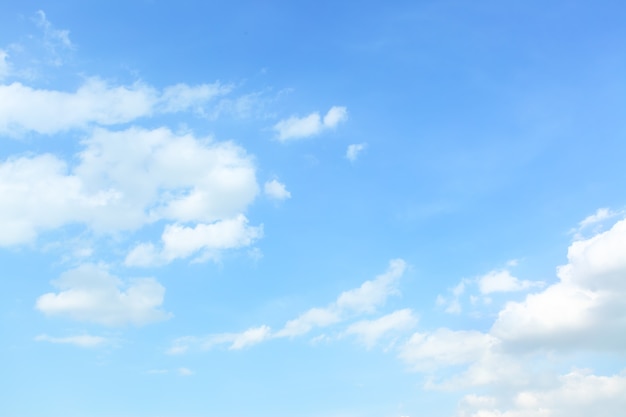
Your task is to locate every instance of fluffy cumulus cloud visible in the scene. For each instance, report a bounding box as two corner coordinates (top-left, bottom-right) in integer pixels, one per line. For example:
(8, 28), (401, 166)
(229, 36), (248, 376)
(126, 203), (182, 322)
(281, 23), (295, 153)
(35, 264), (171, 326)
(168, 259), (407, 352)
(264, 179), (291, 200)
(273, 106), (347, 141)
(0, 78), (229, 135)
(398, 214), (626, 417)
(125, 215), (263, 266)
(492, 217), (626, 351)
(0, 126), (259, 248)
(346, 143), (367, 162)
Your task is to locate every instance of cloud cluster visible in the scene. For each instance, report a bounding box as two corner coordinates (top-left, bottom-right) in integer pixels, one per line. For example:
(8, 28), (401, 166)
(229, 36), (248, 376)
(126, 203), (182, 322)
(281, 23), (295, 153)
(273, 106), (348, 141)
(36, 264), (170, 326)
(0, 127), (259, 250)
(436, 268), (544, 314)
(399, 214), (626, 416)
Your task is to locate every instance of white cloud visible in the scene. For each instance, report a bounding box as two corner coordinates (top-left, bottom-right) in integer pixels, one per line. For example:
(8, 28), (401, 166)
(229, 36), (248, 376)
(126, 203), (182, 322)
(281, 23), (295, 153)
(335, 258), (406, 314)
(36, 10), (73, 49)
(126, 215), (263, 266)
(346, 309), (417, 348)
(478, 270), (544, 294)
(168, 259), (408, 351)
(275, 307), (341, 338)
(0, 78), (231, 136)
(273, 106), (348, 141)
(229, 325), (272, 350)
(275, 258), (406, 338)
(492, 217), (626, 351)
(577, 207), (619, 230)
(159, 82), (231, 113)
(264, 179), (291, 200)
(399, 328), (498, 372)
(457, 369), (626, 417)
(34, 333), (108, 348)
(35, 264), (171, 326)
(346, 143), (367, 162)
(0, 126), (259, 247)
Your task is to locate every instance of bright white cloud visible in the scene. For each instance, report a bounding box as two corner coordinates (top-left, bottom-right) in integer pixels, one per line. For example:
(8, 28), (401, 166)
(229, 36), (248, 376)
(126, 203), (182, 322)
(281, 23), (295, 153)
(126, 215), (263, 266)
(229, 325), (272, 350)
(478, 270), (544, 294)
(492, 217), (626, 351)
(35, 264), (171, 326)
(264, 179), (291, 200)
(34, 333), (108, 348)
(273, 106), (348, 141)
(0, 126), (259, 246)
(346, 143), (367, 162)
(0, 78), (230, 135)
(346, 309), (417, 348)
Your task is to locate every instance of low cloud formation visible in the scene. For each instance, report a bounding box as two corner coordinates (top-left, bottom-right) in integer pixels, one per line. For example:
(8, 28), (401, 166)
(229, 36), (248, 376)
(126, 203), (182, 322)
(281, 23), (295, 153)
(35, 264), (171, 326)
(0, 127), (259, 251)
(273, 106), (347, 141)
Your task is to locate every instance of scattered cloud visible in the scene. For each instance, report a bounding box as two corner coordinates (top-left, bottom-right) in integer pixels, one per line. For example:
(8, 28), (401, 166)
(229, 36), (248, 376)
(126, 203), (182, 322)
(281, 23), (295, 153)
(437, 268), (543, 314)
(34, 333), (108, 348)
(35, 263), (171, 326)
(0, 78), (232, 136)
(167, 259), (408, 352)
(273, 106), (348, 141)
(125, 215), (263, 266)
(399, 328), (498, 373)
(457, 369), (626, 417)
(345, 309), (417, 348)
(264, 179), (291, 200)
(571, 207), (623, 239)
(477, 270), (544, 294)
(346, 143), (367, 162)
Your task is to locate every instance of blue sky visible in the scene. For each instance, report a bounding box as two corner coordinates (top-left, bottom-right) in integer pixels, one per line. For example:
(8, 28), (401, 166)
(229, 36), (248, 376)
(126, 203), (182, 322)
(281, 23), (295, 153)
(1, 1), (626, 416)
